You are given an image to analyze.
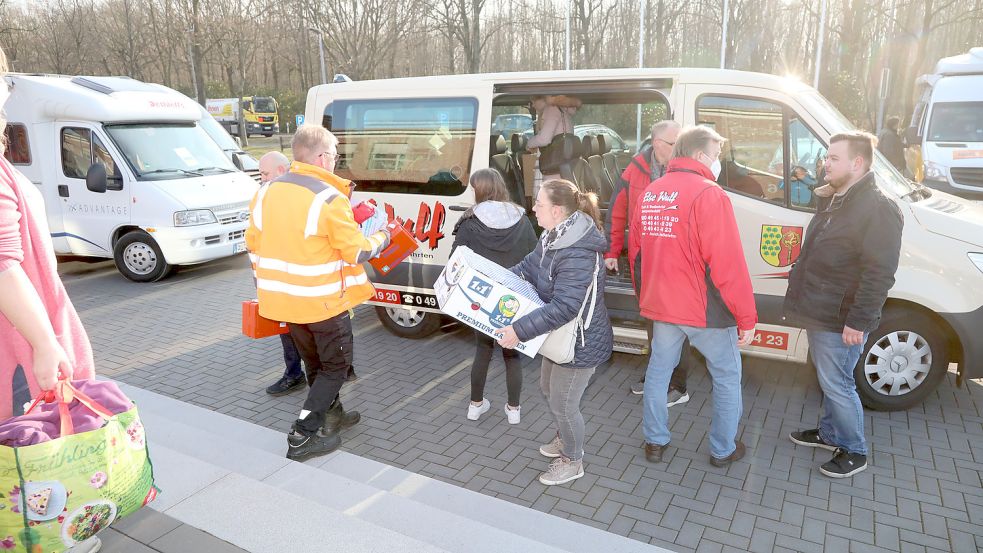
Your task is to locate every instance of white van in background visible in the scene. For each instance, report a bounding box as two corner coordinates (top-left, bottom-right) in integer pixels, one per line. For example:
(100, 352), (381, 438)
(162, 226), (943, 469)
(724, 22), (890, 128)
(907, 47), (983, 200)
(306, 68), (983, 411)
(2, 75), (257, 282)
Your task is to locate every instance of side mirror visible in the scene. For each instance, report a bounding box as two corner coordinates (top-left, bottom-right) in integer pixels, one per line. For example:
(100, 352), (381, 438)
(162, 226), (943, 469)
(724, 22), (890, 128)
(233, 136), (242, 148)
(904, 126), (921, 146)
(231, 152), (245, 171)
(85, 163), (108, 193)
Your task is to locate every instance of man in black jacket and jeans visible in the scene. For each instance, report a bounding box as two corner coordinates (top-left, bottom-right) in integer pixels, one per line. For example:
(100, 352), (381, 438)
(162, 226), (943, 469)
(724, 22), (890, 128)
(785, 131), (903, 478)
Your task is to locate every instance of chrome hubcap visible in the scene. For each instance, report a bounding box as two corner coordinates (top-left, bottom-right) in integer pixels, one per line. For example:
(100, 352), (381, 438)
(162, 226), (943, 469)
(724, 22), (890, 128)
(864, 330), (932, 396)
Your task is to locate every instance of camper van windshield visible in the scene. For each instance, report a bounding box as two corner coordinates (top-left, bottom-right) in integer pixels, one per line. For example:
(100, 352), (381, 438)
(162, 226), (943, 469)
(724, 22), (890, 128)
(106, 123), (236, 180)
(928, 102), (983, 142)
(253, 97), (276, 113)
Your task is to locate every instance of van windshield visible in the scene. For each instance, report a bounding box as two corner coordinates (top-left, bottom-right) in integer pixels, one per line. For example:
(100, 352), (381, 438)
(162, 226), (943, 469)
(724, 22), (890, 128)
(198, 114), (260, 171)
(801, 90), (918, 199)
(106, 123), (236, 180)
(928, 102), (983, 142)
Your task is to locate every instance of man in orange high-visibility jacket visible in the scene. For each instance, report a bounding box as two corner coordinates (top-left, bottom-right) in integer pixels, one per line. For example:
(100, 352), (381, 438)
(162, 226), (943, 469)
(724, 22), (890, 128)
(246, 124), (390, 461)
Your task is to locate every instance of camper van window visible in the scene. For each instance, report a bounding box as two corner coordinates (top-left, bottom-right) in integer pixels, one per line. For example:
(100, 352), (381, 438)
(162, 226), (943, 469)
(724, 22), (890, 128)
(323, 97), (478, 196)
(105, 123), (235, 181)
(92, 134), (122, 190)
(2, 124), (30, 165)
(927, 102), (983, 142)
(61, 127), (93, 179)
(697, 95), (784, 205)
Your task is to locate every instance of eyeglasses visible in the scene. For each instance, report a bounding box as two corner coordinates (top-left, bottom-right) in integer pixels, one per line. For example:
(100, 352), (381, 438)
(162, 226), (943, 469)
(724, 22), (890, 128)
(319, 151), (339, 161)
(656, 139), (676, 146)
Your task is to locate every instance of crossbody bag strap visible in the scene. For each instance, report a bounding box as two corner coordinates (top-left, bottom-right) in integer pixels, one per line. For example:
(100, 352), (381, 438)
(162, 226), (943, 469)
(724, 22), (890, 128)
(576, 254), (601, 347)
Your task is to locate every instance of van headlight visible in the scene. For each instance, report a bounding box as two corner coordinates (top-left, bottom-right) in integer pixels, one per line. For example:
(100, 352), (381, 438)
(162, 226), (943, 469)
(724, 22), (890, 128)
(924, 160), (948, 181)
(970, 253), (983, 275)
(174, 210), (217, 226)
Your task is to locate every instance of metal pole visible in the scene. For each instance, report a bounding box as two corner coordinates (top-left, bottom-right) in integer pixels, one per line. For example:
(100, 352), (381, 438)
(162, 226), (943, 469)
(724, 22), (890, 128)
(565, 0), (571, 70)
(637, 0), (645, 149)
(720, 0), (729, 69)
(317, 32), (327, 84)
(814, 0), (827, 89)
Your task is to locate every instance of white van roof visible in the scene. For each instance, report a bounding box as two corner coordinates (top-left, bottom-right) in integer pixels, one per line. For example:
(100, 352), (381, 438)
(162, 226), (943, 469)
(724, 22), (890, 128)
(932, 47), (983, 76)
(310, 67), (812, 95)
(3, 74), (202, 123)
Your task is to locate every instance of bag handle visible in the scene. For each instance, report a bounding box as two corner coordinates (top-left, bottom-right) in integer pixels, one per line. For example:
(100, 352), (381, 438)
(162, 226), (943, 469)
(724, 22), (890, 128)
(24, 380), (116, 437)
(573, 254), (601, 347)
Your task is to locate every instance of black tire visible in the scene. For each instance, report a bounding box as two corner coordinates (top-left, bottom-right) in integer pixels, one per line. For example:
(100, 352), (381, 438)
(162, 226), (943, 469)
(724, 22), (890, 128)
(263, 133), (273, 137)
(375, 306), (441, 339)
(113, 231), (173, 282)
(854, 309), (949, 411)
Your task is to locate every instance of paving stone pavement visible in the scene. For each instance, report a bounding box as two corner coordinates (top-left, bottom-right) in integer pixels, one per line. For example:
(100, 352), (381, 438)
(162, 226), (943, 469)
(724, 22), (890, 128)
(62, 256), (983, 553)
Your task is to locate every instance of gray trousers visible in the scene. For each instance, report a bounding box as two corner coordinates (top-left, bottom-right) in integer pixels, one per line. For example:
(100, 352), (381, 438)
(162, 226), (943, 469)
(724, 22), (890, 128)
(540, 358), (595, 461)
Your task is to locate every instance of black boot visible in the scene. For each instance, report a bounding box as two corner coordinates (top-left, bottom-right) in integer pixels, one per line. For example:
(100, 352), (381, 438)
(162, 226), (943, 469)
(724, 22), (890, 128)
(322, 400), (361, 434)
(286, 423), (341, 461)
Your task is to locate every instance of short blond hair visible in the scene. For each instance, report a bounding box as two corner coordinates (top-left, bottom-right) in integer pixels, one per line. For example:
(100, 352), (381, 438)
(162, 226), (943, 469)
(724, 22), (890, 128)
(672, 125), (726, 160)
(291, 124), (338, 164)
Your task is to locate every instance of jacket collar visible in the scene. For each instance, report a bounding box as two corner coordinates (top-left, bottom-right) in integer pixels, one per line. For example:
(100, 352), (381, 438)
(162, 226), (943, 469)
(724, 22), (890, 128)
(666, 157), (716, 180)
(289, 161), (352, 196)
(813, 171), (875, 201)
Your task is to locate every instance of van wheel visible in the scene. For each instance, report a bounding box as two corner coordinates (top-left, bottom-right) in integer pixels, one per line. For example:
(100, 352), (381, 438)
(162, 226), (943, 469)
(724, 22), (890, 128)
(114, 231), (173, 282)
(375, 306), (441, 339)
(263, 133), (273, 137)
(854, 310), (949, 411)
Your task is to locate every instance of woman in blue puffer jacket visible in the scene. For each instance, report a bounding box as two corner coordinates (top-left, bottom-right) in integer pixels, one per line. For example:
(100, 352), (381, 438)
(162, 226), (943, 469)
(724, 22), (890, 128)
(496, 179), (613, 486)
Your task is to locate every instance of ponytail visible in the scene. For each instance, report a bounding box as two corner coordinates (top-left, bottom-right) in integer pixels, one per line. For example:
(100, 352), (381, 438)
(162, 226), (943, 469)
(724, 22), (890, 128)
(542, 179), (603, 229)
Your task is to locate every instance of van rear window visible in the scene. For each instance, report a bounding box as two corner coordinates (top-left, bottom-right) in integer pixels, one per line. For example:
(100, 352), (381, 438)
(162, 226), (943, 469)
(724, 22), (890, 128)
(323, 98), (477, 196)
(2, 124), (31, 165)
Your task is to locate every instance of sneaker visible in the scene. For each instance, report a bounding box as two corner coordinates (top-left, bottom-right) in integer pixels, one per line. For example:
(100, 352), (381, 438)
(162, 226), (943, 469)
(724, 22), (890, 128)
(286, 428), (341, 461)
(538, 457), (584, 486)
(266, 375), (306, 396)
(322, 400), (361, 434)
(67, 537), (101, 553)
(644, 442), (667, 463)
(467, 398), (490, 421)
(667, 389), (690, 408)
(710, 440), (746, 467)
(539, 434), (563, 458)
(789, 428), (838, 451)
(504, 404), (521, 425)
(820, 448), (867, 478)
(630, 377), (645, 395)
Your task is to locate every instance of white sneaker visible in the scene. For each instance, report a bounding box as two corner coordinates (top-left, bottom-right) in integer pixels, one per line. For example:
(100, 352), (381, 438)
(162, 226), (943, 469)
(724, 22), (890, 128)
(504, 404), (521, 424)
(467, 399), (490, 420)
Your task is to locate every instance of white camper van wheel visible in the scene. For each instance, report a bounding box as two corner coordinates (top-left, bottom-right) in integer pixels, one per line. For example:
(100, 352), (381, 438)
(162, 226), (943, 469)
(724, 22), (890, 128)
(375, 306), (441, 339)
(113, 231), (173, 283)
(853, 309), (949, 411)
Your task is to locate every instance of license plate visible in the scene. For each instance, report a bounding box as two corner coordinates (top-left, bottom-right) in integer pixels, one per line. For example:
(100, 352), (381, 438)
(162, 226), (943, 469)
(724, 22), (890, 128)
(233, 241), (246, 254)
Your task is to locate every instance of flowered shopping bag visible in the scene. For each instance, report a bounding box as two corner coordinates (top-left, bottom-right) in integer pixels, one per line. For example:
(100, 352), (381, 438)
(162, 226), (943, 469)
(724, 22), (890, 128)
(0, 379), (159, 552)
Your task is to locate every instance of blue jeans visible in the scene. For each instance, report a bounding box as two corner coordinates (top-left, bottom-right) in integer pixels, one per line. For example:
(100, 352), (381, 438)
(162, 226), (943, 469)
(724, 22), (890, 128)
(808, 330), (868, 455)
(280, 333), (303, 380)
(643, 323), (743, 459)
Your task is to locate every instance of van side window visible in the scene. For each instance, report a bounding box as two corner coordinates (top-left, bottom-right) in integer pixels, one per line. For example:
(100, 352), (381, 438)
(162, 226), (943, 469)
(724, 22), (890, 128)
(323, 98), (477, 196)
(92, 133), (122, 190)
(697, 96), (784, 205)
(61, 127), (92, 179)
(2, 124), (31, 165)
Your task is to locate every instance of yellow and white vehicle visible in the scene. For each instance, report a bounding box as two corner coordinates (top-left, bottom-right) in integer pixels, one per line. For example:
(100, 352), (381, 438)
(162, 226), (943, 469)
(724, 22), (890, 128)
(206, 96), (280, 137)
(305, 68), (983, 411)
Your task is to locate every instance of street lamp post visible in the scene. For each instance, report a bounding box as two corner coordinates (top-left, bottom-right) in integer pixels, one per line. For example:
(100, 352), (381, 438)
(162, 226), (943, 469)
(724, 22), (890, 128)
(309, 27), (327, 85)
(814, 0), (827, 89)
(565, 0), (571, 70)
(720, 0), (729, 69)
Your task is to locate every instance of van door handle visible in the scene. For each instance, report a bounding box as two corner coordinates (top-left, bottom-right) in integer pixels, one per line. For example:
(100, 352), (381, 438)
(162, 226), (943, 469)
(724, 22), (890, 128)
(58, 185), (69, 198)
(449, 205), (471, 212)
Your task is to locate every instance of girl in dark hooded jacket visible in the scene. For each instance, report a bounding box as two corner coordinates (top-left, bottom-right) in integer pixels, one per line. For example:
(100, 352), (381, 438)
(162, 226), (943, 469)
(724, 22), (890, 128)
(497, 179), (613, 486)
(452, 169), (537, 424)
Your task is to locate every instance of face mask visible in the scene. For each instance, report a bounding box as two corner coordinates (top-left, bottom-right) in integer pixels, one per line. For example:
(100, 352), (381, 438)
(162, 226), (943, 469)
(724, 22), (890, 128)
(701, 152), (721, 179)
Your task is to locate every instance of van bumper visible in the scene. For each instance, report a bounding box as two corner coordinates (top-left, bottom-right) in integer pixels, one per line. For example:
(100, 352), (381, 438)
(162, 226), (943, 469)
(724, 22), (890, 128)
(151, 222), (248, 265)
(923, 178), (983, 201)
(939, 306), (983, 379)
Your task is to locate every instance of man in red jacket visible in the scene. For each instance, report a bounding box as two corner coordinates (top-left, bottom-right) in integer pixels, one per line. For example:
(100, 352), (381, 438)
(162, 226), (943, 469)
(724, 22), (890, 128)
(605, 120), (691, 403)
(631, 125), (757, 467)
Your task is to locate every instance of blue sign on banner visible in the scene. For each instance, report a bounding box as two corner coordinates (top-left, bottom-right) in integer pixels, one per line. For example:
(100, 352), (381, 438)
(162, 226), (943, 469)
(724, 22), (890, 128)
(295, 114), (305, 127)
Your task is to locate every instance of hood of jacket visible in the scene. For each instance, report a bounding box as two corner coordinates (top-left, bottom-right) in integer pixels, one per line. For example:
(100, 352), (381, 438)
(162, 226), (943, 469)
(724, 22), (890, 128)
(473, 201), (525, 229)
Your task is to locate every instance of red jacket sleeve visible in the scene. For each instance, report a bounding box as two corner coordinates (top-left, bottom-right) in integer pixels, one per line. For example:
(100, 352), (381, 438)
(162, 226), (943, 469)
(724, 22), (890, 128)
(605, 187), (628, 259)
(694, 188), (757, 331)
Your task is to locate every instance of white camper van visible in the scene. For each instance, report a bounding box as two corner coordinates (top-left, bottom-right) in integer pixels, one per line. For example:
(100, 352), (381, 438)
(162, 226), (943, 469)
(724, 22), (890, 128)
(907, 47), (983, 200)
(305, 68), (983, 411)
(1, 75), (258, 281)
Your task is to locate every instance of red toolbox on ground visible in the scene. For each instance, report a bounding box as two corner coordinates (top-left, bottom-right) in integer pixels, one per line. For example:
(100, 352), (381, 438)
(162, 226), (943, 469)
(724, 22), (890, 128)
(369, 222), (419, 275)
(242, 300), (289, 339)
